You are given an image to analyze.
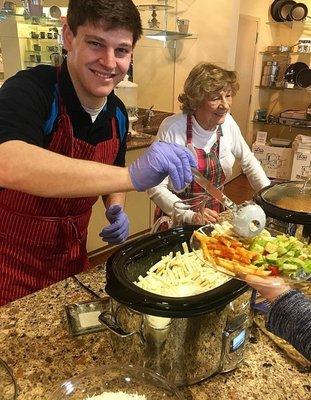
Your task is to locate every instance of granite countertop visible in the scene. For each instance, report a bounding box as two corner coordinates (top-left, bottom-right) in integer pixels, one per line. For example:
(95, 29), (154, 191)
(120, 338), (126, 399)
(0, 266), (310, 400)
(127, 133), (155, 150)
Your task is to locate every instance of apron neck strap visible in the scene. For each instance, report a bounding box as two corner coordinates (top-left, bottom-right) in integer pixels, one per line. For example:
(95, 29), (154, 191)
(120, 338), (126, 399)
(186, 114), (193, 144)
(56, 66), (67, 116)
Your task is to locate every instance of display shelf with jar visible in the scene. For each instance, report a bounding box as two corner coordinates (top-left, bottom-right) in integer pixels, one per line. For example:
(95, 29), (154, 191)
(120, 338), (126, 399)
(258, 48), (311, 89)
(23, 24), (61, 68)
(136, 0), (197, 43)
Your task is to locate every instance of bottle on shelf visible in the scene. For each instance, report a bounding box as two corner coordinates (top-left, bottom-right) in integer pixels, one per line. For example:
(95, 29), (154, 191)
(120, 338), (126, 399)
(306, 102), (311, 120)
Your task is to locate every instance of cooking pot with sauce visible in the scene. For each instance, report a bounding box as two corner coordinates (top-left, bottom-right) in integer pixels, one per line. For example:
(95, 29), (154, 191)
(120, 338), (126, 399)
(100, 226), (252, 386)
(254, 181), (311, 243)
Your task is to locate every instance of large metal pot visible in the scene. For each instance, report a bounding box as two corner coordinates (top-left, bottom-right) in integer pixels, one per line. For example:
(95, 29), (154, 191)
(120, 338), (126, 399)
(254, 181), (311, 242)
(100, 226), (252, 386)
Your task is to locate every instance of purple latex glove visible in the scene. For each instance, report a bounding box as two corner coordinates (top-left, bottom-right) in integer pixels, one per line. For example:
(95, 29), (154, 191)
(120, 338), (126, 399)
(99, 205), (129, 244)
(129, 142), (197, 192)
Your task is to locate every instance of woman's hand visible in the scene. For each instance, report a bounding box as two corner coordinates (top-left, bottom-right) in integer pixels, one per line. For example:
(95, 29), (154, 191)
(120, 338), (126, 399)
(191, 207), (219, 224)
(191, 208), (218, 224)
(203, 207), (219, 223)
(244, 274), (291, 303)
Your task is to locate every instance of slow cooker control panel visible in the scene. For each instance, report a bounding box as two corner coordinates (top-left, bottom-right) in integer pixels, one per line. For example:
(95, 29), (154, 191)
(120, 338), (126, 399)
(220, 313), (249, 373)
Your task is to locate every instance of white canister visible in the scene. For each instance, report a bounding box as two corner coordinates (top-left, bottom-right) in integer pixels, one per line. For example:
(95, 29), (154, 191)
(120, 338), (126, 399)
(263, 64), (279, 76)
(261, 74), (277, 87)
(115, 75), (138, 109)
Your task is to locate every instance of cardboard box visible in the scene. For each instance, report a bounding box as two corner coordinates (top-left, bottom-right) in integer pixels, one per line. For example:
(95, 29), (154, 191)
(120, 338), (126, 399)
(252, 143), (293, 180)
(290, 150), (311, 181)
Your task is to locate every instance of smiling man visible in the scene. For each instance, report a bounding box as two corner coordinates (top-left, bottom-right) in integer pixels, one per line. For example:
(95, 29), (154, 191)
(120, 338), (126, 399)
(0, 0), (141, 304)
(0, 0), (197, 305)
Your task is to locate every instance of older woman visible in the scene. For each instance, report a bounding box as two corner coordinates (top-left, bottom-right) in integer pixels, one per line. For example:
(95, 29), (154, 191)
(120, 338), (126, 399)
(148, 62), (270, 227)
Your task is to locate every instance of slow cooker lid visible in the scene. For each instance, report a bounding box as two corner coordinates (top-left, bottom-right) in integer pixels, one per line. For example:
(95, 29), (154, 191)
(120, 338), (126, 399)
(260, 181), (311, 214)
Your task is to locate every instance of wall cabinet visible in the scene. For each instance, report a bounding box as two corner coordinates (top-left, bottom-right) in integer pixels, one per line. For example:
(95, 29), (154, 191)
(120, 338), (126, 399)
(86, 147), (154, 253)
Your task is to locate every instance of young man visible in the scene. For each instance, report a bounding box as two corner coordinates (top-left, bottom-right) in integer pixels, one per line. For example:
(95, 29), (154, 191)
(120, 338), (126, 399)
(0, 0), (196, 305)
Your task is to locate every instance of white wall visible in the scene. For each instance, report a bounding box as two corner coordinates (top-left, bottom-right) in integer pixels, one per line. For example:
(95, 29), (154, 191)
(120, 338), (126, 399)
(134, 0), (241, 112)
(172, 0), (240, 112)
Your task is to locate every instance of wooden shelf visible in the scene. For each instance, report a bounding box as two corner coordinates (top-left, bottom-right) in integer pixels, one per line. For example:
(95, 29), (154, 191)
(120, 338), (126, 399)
(255, 85), (311, 91)
(259, 51), (311, 56)
(266, 20), (311, 29)
(252, 120), (311, 131)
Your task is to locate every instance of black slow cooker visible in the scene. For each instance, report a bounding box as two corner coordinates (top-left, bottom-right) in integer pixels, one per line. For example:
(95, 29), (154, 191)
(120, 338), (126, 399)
(254, 181), (311, 242)
(101, 225), (252, 385)
(105, 225), (248, 317)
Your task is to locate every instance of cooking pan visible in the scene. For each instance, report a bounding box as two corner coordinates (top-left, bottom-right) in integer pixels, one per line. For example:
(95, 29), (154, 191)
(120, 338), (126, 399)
(254, 181), (311, 242)
(278, 0), (297, 21)
(296, 68), (311, 87)
(289, 2), (308, 20)
(271, 0), (289, 21)
(284, 62), (309, 84)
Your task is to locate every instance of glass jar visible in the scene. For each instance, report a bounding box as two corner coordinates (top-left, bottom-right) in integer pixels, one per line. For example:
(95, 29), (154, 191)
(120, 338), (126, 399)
(49, 365), (184, 399)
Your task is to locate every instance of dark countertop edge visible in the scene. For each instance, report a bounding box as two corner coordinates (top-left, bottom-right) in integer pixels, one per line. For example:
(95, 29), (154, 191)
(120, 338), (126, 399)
(127, 137), (154, 150)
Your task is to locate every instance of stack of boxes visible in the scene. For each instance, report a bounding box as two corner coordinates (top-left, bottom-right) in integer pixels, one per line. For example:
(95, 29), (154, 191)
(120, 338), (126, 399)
(252, 131), (293, 180)
(252, 132), (311, 181)
(290, 135), (311, 180)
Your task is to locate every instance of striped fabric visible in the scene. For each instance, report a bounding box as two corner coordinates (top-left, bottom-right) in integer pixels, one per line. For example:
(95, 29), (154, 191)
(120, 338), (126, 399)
(0, 89), (119, 305)
(186, 114), (226, 212)
(267, 290), (311, 361)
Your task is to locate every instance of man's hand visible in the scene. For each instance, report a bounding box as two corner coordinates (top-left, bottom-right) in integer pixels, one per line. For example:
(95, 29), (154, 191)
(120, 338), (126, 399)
(129, 142), (197, 192)
(99, 205), (129, 244)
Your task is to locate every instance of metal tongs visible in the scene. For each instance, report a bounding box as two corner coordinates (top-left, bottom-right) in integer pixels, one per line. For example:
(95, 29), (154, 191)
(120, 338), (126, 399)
(191, 168), (266, 238)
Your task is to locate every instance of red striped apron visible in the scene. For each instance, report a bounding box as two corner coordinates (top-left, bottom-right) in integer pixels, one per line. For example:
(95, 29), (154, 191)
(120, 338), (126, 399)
(0, 88), (119, 305)
(153, 114), (226, 228)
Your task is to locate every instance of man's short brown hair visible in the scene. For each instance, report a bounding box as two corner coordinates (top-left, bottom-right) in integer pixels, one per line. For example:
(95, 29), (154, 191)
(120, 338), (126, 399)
(67, 0), (142, 45)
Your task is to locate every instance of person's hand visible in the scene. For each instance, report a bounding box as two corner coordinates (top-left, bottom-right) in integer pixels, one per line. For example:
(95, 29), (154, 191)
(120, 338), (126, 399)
(99, 205), (129, 244)
(244, 274), (291, 303)
(129, 142), (197, 192)
(203, 207), (219, 224)
(191, 208), (219, 224)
